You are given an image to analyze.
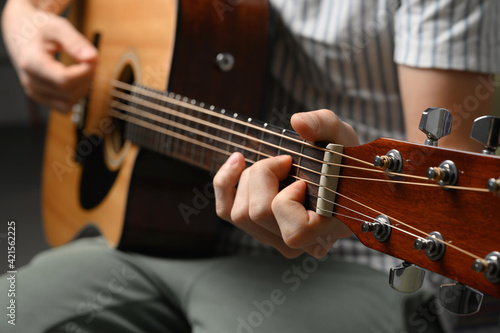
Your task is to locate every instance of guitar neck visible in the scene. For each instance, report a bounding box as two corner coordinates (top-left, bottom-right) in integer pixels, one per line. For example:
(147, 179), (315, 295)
(111, 82), (326, 207)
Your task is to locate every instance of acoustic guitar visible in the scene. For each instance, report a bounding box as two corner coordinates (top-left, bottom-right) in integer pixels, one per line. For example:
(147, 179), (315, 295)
(42, 0), (500, 305)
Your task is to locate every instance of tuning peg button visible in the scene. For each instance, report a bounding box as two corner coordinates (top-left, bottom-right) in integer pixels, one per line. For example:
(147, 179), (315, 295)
(439, 283), (483, 316)
(389, 262), (425, 293)
(470, 115), (500, 155)
(419, 107), (453, 146)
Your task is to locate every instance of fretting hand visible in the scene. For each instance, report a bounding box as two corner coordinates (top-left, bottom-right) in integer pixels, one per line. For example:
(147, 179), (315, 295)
(213, 109), (359, 258)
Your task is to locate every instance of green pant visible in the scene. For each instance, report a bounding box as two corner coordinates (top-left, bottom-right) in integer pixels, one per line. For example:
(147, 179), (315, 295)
(0, 237), (442, 332)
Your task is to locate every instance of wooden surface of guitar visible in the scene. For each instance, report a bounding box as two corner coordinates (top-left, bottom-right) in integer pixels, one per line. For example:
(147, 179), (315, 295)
(43, 0), (176, 248)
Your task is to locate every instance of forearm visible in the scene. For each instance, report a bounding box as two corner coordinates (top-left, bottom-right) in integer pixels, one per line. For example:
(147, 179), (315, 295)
(398, 65), (494, 152)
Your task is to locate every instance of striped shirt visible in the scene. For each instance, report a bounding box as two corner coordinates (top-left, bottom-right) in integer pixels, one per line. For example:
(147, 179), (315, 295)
(220, 1), (500, 330)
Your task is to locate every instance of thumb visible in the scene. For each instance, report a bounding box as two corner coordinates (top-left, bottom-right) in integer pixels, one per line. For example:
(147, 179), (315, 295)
(291, 109), (359, 146)
(46, 16), (98, 63)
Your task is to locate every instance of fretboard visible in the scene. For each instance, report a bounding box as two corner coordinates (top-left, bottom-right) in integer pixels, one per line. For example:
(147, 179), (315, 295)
(109, 83), (326, 209)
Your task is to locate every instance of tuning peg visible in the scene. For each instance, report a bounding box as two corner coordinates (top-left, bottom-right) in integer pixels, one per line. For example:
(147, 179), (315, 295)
(470, 115), (500, 155)
(361, 215), (391, 243)
(472, 251), (500, 284)
(414, 231), (446, 261)
(419, 107), (453, 146)
(389, 262), (425, 293)
(438, 283), (483, 316)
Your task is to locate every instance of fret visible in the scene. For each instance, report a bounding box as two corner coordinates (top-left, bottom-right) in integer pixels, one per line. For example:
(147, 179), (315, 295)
(139, 87), (149, 149)
(200, 102), (211, 170)
(180, 96), (191, 164)
(279, 129), (303, 176)
(159, 91), (169, 156)
(242, 118), (252, 160)
(234, 115), (249, 153)
(171, 94), (182, 159)
(300, 143), (326, 209)
(180, 97), (191, 164)
(258, 122), (284, 159)
(226, 112), (235, 153)
(210, 108), (225, 174)
(163, 92), (175, 156)
(276, 129), (286, 157)
(188, 99), (201, 168)
(256, 123), (267, 162)
(141, 86), (155, 150)
(296, 139), (306, 177)
(153, 90), (162, 154)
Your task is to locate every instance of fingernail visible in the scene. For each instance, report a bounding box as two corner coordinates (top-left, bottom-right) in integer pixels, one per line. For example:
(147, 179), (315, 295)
(226, 152), (240, 165)
(78, 46), (97, 61)
(298, 112), (319, 132)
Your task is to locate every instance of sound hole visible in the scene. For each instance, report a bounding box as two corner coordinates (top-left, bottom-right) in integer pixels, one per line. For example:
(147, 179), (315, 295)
(79, 64), (135, 210)
(105, 63), (135, 170)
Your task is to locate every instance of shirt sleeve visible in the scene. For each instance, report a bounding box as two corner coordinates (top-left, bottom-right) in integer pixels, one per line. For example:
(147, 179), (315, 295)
(393, 0), (500, 74)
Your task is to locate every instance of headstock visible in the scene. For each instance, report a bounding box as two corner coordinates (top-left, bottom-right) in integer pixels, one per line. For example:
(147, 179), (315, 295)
(333, 109), (500, 315)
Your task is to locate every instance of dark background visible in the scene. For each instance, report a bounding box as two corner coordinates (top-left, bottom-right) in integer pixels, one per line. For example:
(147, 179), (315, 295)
(0, 0), (49, 275)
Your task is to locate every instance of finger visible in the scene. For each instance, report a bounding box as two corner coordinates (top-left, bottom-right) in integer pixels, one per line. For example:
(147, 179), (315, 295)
(20, 16), (97, 95)
(247, 155), (292, 235)
(272, 180), (352, 250)
(29, 90), (73, 113)
(230, 166), (251, 224)
(290, 109), (359, 146)
(20, 67), (91, 112)
(303, 234), (338, 258)
(45, 16), (98, 63)
(28, 53), (96, 92)
(213, 152), (246, 222)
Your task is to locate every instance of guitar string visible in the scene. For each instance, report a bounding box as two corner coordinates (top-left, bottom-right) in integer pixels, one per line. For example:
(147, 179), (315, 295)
(110, 100), (485, 192)
(110, 80), (422, 177)
(300, 179), (482, 261)
(109, 93), (396, 178)
(111, 101), (452, 190)
(109, 92), (489, 193)
(108, 86), (388, 176)
(107, 107), (485, 262)
(109, 82), (495, 193)
(313, 202), (424, 240)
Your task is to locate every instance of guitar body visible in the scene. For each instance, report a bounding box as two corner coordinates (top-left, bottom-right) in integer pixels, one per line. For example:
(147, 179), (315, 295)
(42, 0), (270, 256)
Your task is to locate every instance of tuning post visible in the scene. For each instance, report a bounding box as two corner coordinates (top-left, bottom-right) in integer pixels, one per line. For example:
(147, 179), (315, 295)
(373, 149), (403, 173)
(414, 231), (446, 261)
(419, 107), (453, 146)
(472, 251), (500, 284)
(487, 178), (500, 197)
(426, 160), (458, 186)
(361, 215), (391, 243)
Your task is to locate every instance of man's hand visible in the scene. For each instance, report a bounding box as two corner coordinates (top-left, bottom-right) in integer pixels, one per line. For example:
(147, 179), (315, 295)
(213, 109), (359, 258)
(2, 0), (98, 112)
